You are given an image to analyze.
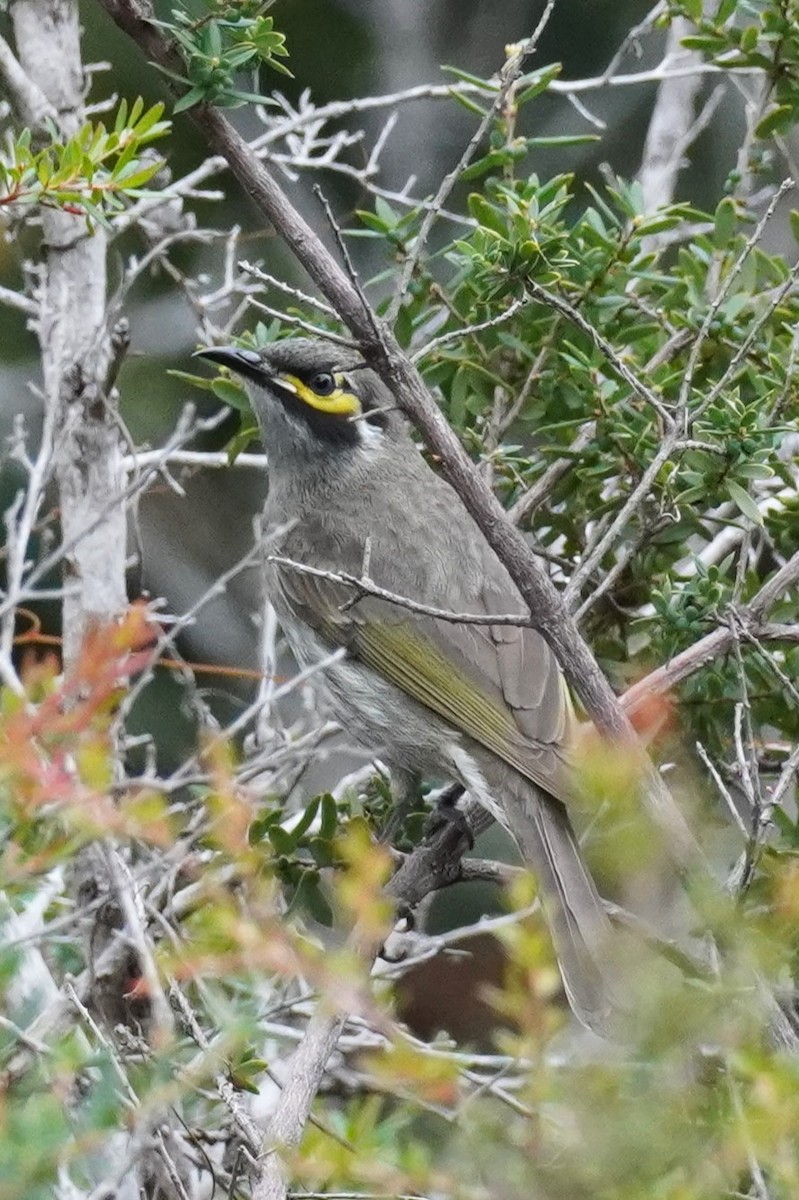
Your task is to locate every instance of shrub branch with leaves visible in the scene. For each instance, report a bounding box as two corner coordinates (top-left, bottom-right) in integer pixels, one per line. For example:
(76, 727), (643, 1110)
(0, 98), (169, 222)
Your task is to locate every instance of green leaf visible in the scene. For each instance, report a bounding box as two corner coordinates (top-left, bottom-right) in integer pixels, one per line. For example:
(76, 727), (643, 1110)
(739, 24), (759, 53)
(319, 793), (338, 840)
(448, 365), (472, 426)
(735, 462), (774, 480)
(440, 64), (498, 90)
(263, 56), (294, 78)
(460, 150), (515, 182)
(115, 161), (163, 190)
(450, 90), (490, 117)
(525, 134), (600, 148)
(299, 874), (333, 925)
(152, 62), (193, 88)
(268, 824), (297, 855)
(680, 34), (727, 51)
(173, 86), (208, 114)
(133, 100), (168, 139)
(111, 140), (139, 177)
(229, 1057), (268, 1094)
(129, 96), (144, 127)
(515, 63), (562, 106)
(727, 479), (764, 525)
(355, 210), (389, 234)
(713, 197), (737, 248)
(249, 806), (282, 843)
(679, 484), (713, 505)
(226, 422), (259, 463)
(288, 796), (321, 843)
(114, 98), (128, 134)
(211, 376), (251, 412)
(634, 211), (685, 236)
(789, 210), (799, 245)
(222, 89), (278, 106)
(224, 47), (259, 70)
(374, 196), (398, 227)
(167, 368), (216, 392)
(36, 152), (52, 186)
(467, 193), (508, 237)
(755, 105), (793, 140)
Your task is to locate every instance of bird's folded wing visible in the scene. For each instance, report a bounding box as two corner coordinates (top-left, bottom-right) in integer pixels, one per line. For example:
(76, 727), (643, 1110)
(275, 561), (574, 804)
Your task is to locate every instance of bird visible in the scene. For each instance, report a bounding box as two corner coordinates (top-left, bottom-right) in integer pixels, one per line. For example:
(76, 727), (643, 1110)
(197, 337), (617, 1034)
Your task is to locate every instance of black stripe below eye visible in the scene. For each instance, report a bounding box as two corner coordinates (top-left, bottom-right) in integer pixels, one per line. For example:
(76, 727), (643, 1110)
(294, 400), (360, 446)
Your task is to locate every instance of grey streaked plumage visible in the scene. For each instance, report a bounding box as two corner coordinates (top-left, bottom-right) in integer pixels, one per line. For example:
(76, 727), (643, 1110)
(199, 337), (617, 1033)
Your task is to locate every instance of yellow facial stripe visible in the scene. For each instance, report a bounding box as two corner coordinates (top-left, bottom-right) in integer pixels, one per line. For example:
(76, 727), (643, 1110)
(280, 372), (361, 416)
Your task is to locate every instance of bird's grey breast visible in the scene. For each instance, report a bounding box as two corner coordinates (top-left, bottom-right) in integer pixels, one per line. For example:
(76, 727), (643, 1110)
(258, 473), (465, 771)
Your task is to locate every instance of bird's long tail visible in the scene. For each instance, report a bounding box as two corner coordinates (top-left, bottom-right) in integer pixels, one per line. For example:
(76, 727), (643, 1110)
(500, 779), (619, 1036)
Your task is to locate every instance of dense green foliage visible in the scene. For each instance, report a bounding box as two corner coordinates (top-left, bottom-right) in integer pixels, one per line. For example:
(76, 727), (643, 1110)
(0, 98), (169, 221)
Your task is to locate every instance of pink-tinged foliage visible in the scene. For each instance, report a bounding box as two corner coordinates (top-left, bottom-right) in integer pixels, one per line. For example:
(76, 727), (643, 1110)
(0, 604), (172, 874)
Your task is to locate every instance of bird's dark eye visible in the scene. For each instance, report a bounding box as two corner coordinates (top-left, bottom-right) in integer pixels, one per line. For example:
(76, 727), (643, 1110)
(309, 372), (336, 396)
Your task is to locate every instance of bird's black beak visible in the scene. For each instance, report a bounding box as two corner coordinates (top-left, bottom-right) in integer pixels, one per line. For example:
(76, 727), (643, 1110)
(194, 345), (267, 386)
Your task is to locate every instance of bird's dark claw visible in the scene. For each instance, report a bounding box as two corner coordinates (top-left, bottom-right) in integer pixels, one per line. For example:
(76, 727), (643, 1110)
(424, 783), (473, 849)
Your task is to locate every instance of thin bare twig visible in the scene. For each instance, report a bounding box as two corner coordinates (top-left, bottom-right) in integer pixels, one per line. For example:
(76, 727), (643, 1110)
(525, 279), (674, 428)
(248, 296), (356, 344)
(239, 260), (337, 316)
(0, 283), (38, 316)
(267, 554), (531, 627)
(411, 298), (527, 362)
(120, 448), (268, 472)
(696, 740), (748, 839)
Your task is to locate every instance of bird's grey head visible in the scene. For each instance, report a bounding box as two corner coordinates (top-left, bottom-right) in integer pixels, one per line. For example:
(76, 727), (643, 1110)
(196, 337), (397, 470)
